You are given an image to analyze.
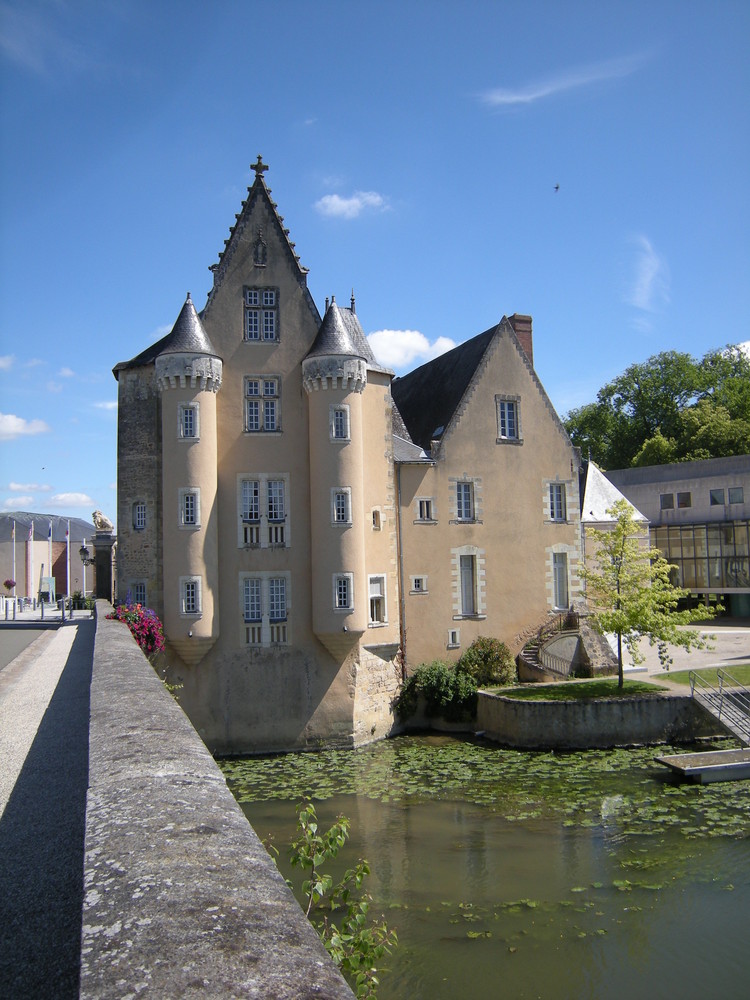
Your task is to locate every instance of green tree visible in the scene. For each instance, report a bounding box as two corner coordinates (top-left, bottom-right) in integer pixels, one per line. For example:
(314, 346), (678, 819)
(581, 500), (717, 689)
(564, 345), (749, 468)
(283, 803), (397, 999)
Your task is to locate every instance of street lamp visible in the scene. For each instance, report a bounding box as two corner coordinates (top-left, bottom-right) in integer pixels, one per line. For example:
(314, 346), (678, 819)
(79, 539), (94, 598)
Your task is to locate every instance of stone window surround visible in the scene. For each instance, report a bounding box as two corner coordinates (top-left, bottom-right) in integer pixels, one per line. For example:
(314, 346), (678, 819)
(178, 402), (200, 441)
(495, 393), (523, 445)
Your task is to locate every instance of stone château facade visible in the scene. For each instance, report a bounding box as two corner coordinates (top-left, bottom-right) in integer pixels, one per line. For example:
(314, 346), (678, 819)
(114, 158), (583, 754)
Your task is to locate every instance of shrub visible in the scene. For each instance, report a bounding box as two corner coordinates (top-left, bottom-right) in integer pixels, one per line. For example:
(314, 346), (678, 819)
(394, 661), (477, 722)
(456, 636), (517, 686)
(107, 602), (165, 658)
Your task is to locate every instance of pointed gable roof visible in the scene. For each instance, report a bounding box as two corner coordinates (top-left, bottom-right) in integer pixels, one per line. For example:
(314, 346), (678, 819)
(581, 462), (648, 524)
(391, 325), (496, 452)
(205, 155), (315, 318)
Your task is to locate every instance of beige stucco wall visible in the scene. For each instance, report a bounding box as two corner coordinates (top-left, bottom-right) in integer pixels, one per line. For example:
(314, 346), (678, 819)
(398, 327), (582, 669)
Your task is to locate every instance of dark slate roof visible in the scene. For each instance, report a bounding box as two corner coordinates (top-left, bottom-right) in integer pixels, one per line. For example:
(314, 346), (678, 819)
(306, 300), (387, 371)
(391, 325), (497, 452)
(113, 294), (219, 376)
(0, 512), (96, 542)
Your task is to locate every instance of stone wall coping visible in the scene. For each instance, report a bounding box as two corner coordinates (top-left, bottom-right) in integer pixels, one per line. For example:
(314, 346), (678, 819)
(81, 601), (354, 999)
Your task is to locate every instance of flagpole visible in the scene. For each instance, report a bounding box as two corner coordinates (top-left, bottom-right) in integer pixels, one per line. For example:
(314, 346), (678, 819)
(11, 520), (16, 597)
(82, 537), (87, 598)
(48, 520), (52, 600)
(28, 519), (34, 601)
(66, 520), (71, 601)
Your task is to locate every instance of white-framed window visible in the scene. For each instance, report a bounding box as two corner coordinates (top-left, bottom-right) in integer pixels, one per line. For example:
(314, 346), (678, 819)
(179, 488), (200, 527)
(180, 576), (201, 616)
(179, 403), (198, 440)
(496, 396), (521, 442)
(410, 576), (428, 594)
(549, 483), (567, 522)
(237, 473), (290, 548)
(553, 552), (569, 610)
(460, 554), (476, 616)
(241, 572), (290, 645)
(448, 628), (460, 649)
(245, 376), (280, 432)
(368, 575), (387, 625)
(334, 573), (353, 611)
(332, 487), (352, 525)
(456, 482), (474, 522)
(244, 287), (278, 342)
(330, 404), (350, 441)
(133, 581), (147, 606)
(417, 498), (435, 522)
(133, 501), (146, 531)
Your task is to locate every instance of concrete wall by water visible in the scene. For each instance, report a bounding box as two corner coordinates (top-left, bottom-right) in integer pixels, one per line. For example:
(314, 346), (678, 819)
(477, 689), (719, 750)
(81, 602), (354, 999)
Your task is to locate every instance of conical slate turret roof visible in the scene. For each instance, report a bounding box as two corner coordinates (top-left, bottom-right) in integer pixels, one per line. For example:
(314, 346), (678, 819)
(157, 293), (219, 357)
(306, 300), (378, 364)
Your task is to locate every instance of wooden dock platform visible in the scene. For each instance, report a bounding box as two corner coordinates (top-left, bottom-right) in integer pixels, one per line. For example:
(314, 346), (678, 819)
(655, 748), (750, 783)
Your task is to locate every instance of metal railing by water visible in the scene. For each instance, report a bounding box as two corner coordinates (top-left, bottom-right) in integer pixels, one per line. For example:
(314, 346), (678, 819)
(689, 669), (750, 746)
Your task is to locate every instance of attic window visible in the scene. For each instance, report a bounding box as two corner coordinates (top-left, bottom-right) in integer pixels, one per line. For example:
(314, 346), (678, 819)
(244, 287), (279, 342)
(495, 395), (522, 443)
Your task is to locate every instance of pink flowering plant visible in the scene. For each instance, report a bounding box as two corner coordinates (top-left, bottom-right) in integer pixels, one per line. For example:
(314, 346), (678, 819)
(107, 603), (166, 658)
(3, 578), (16, 592)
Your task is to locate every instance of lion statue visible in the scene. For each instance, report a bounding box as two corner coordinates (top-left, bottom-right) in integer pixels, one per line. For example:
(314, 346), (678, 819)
(92, 510), (114, 532)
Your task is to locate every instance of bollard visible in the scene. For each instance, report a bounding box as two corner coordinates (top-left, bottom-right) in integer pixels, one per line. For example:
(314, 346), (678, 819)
(41, 602), (44, 621)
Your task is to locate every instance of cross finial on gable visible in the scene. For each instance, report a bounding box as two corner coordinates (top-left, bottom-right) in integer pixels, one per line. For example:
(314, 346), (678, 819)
(252, 155), (269, 178)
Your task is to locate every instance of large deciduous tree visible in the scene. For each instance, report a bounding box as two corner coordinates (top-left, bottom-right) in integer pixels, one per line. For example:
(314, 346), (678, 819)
(564, 345), (750, 469)
(581, 501), (717, 689)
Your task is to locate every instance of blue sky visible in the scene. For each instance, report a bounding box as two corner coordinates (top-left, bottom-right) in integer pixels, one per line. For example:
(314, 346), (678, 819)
(0, 0), (748, 522)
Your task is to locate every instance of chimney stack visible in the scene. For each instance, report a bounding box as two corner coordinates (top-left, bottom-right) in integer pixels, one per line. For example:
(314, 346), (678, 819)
(509, 314), (533, 366)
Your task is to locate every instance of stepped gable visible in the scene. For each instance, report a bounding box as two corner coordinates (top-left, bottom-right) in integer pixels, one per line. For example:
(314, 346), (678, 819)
(205, 154), (313, 314)
(391, 325), (496, 452)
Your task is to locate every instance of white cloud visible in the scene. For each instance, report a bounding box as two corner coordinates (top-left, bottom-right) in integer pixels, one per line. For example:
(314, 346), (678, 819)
(0, 412), (51, 440)
(739, 341), (750, 359)
(2, 495), (33, 510)
(367, 330), (457, 371)
(94, 401), (118, 411)
(626, 235), (670, 314)
(9, 481), (52, 492)
(480, 53), (646, 108)
(47, 381), (63, 393)
(314, 191), (388, 220)
(0, 355), (14, 371)
(59, 367), (75, 377)
(49, 492), (94, 508)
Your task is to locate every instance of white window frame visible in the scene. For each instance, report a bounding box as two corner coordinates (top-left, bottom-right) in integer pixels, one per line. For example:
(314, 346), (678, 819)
(448, 628), (460, 649)
(410, 575), (428, 594)
(133, 501), (146, 531)
(333, 573), (354, 612)
(244, 287), (279, 343)
(180, 576), (202, 616)
(178, 403), (199, 440)
(549, 483), (567, 523)
(240, 571), (291, 646)
(245, 375), (280, 432)
(330, 404), (350, 442)
(496, 395), (521, 443)
(553, 552), (569, 610)
(331, 487), (352, 525)
(179, 488), (200, 528)
(236, 473), (290, 548)
(368, 575), (387, 626)
(456, 482), (474, 522)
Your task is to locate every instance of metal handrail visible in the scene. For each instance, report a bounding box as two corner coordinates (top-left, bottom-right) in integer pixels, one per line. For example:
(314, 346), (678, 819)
(690, 669), (750, 744)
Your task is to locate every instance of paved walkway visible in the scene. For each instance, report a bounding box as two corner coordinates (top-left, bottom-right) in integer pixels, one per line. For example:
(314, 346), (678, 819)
(0, 619), (96, 999)
(627, 620), (750, 690)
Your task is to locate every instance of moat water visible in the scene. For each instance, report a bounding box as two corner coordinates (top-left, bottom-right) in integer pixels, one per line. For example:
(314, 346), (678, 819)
(220, 735), (750, 1000)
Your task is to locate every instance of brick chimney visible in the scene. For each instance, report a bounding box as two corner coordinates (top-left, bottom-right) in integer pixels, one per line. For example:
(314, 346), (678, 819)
(509, 314), (533, 366)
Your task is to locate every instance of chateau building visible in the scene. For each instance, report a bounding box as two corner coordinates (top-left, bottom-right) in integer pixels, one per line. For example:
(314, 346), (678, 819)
(114, 159), (583, 753)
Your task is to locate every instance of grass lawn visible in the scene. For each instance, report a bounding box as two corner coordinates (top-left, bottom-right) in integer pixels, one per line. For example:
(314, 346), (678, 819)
(495, 678), (668, 701)
(654, 663), (750, 686)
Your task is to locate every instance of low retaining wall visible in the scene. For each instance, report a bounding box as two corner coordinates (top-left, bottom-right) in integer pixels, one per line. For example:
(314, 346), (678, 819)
(477, 689), (720, 749)
(81, 602), (353, 999)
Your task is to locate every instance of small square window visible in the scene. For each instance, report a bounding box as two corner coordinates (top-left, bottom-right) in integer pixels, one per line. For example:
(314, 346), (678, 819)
(660, 493), (674, 510)
(728, 487), (744, 504)
(411, 576), (427, 594)
(710, 489), (725, 506)
(448, 628), (460, 648)
(677, 492), (692, 509)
